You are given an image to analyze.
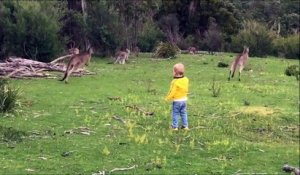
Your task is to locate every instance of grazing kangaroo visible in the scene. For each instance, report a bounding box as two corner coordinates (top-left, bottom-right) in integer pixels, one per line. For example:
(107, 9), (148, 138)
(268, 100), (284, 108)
(228, 47), (249, 81)
(60, 47), (93, 83)
(188, 47), (197, 54)
(114, 49), (130, 64)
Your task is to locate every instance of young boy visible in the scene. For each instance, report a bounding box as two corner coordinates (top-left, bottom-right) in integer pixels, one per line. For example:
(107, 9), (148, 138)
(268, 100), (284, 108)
(165, 63), (189, 131)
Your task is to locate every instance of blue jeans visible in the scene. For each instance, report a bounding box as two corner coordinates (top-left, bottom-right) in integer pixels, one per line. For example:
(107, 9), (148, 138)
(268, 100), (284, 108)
(172, 101), (188, 128)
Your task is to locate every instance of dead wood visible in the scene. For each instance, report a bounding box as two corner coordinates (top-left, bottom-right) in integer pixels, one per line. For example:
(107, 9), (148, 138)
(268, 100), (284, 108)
(108, 97), (121, 101)
(50, 54), (73, 64)
(112, 115), (126, 124)
(109, 165), (137, 173)
(125, 105), (154, 116)
(0, 56), (95, 79)
(64, 126), (95, 135)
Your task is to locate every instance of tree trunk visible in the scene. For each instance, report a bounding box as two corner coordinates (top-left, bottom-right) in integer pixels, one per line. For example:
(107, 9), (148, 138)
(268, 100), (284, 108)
(67, 0), (90, 50)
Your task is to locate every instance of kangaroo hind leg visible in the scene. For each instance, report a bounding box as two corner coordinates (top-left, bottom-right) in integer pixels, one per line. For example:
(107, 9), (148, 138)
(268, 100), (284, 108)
(64, 65), (75, 83)
(238, 66), (244, 81)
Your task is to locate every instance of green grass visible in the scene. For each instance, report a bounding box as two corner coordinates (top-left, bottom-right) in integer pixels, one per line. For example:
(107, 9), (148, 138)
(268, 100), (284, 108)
(0, 53), (299, 174)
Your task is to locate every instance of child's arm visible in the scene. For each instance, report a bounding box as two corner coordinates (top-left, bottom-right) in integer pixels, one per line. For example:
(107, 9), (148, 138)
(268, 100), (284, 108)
(165, 81), (177, 101)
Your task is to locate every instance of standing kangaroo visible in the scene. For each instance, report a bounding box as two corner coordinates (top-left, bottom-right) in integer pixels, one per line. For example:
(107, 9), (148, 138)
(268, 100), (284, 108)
(60, 47), (93, 83)
(114, 49), (130, 64)
(228, 47), (249, 81)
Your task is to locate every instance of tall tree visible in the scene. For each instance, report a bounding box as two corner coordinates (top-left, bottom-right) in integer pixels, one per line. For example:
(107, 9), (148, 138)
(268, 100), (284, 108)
(156, 0), (241, 38)
(231, 0), (300, 36)
(61, 0), (90, 50)
(107, 0), (159, 50)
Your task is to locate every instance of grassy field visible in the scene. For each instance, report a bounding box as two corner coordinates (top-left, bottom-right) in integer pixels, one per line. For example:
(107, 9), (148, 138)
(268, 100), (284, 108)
(0, 53), (299, 174)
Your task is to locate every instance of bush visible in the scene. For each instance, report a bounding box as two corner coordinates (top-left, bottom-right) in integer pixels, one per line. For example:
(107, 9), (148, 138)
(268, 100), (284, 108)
(138, 21), (166, 52)
(285, 65), (299, 80)
(0, 79), (19, 113)
(217, 61), (229, 68)
(274, 34), (300, 59)
(211, 77), (221, 97)
(177, 35), (195, 50)
(231, 20), (276, 57)
(203, 19), (223, 54)
(243, 64), (252, 71)
(153, 42), (179, 59)
(0, 126), (26, 143)
(0, 1), (64, 62)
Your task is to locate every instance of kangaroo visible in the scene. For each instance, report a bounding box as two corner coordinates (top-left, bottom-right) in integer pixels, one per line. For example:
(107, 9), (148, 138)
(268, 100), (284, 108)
(188, 47), (197, 54)
(228, 47), (249, 81)
(114, 49), (130, 64)
(60, 47), (93, 83)
(68, 41), (79, 55)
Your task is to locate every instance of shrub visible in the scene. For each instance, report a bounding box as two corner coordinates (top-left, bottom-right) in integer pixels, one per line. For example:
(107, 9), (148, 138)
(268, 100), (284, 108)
(0, 126), (26, 143)
(273, 34), (300, 59)
(203, 19), (223, 54)
(177, 35), (195, 50)
(138, 21), (166, 52)
(0, 79), (19, 113)
(0, 1), (64, 62)
(285, 65), (299, 80)
(153, 42), (179, 59)
(217, 61), (229, 68)
(211, 77), (221, 97)
(243, 64), (252, 71)
(243, 99), (250, 106)
(231, 20), (276, 57)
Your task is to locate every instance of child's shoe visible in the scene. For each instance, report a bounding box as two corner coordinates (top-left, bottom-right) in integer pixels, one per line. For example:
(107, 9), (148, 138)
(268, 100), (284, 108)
(170, 126), (178, 131)
(181, 126), (189, 131)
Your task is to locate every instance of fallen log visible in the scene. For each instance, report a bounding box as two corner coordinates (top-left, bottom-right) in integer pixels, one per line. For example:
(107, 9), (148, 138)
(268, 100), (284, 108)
(0, 56), (95, 79)
(125, 105), (154, 116)
(50, 54), (72, 64)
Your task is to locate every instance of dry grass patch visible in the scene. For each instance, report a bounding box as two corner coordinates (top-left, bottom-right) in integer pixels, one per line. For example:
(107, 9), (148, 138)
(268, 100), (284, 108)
(237, 106), (280, 116)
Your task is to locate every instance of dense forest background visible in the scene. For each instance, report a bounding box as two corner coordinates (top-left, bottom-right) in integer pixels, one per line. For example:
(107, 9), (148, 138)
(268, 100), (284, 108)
(0, 0), (299, 62)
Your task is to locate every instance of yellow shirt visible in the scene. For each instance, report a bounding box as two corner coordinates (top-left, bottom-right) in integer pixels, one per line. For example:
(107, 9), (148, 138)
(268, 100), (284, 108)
(165, 77), (189, 101)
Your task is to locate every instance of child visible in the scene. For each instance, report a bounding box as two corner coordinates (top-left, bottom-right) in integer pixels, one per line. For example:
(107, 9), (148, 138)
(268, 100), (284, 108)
(165, 63), (189, 131)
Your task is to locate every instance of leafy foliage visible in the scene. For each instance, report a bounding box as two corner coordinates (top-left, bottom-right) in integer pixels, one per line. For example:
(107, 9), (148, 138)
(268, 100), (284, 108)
(0, 126), (26, 143)
(153, 42), (179, 58)
(138, 20), (166, 52)
(274, 34), (300, 59)
(211, 77), (221, 97)
(0, 0), (299, 59)
(231, 21), (276, 57)
(203, 18), (224, 53)
(0, 1), (64, 62)
(217, 61), (229, 68)
(0, 79), (19, 113)
(285, 65), (300, 80)
(85, 1), (119, 56)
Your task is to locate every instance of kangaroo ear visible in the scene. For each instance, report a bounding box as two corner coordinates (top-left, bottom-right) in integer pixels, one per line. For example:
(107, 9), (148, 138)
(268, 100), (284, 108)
(90, 47), (94, 54)
(87, 46), (94, 54)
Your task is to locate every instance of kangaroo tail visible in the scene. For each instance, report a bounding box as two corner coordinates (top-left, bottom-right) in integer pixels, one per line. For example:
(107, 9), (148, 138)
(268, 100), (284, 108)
(60, 64), (73, 81)
(60, 72), (67, 81)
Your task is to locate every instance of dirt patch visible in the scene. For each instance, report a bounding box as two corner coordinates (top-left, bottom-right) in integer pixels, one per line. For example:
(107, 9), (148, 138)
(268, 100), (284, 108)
(237, 106), (279, 116)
